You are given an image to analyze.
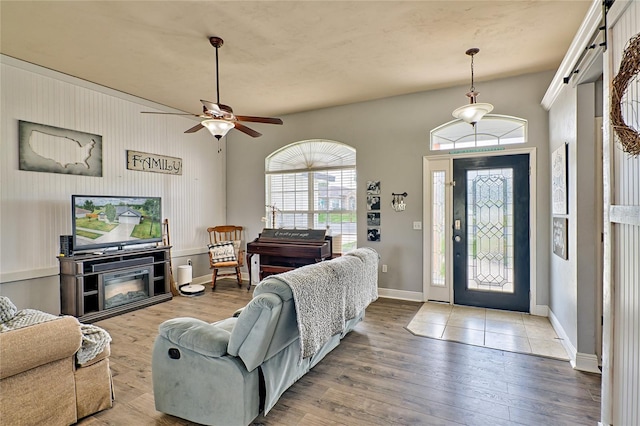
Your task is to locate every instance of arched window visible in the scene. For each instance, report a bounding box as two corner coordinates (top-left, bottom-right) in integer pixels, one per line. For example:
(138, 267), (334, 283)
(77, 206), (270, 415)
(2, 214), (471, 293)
(265, 139), (356, 253)
(430, 114), (528, 151)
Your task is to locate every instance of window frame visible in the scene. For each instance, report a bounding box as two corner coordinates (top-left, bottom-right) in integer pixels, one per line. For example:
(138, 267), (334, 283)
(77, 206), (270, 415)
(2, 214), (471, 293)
(265, 140), (357, 252)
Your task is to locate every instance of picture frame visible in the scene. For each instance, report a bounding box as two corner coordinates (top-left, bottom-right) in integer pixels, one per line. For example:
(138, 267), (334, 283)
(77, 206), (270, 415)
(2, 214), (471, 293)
(366, 195), (381, 211)
(367, 228), (380, 242)
(552, 217), (568, 259)
(551, 143), (568, 215)
(366, 180), (381, 194)
(367, 212), (381, 226)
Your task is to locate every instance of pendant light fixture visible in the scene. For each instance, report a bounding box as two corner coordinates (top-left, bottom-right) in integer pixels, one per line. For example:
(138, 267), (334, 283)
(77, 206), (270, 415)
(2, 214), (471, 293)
(202, 37), (234, 140)
(452, 48), (493, 126)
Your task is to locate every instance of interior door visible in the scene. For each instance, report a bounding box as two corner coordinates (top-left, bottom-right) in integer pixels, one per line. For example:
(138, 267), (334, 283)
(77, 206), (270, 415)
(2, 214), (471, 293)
(452, 154), (530, 312)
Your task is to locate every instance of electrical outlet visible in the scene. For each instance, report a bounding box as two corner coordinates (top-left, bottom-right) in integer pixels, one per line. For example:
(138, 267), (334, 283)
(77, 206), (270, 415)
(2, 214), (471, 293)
(382, 264), (388, 273)
(413, 221), (422, 230)
(187, 258), (192, 266)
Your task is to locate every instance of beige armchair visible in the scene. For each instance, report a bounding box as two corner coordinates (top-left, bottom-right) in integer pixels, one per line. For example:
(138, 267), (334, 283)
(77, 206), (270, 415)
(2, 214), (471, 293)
(0, 299), (113, 425)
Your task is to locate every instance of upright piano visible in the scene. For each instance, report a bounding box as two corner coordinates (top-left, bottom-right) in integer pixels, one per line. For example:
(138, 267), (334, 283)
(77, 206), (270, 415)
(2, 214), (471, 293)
(246, 228), (332, 283)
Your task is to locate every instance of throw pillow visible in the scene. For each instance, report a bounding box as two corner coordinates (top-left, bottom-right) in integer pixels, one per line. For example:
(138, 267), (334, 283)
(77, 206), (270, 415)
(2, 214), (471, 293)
(209, 241), (237, 264)
(0, 296), (17, 323)
(231, 239), (241, 256)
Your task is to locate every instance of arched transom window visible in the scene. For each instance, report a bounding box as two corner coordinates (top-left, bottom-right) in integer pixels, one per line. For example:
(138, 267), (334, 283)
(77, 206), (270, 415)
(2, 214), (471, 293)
(430, 114), (528, 151)
(265, 139), (356, 253)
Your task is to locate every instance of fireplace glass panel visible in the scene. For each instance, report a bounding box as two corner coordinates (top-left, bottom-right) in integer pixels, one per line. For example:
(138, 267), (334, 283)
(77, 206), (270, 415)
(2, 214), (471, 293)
(102, 268), (152, 310)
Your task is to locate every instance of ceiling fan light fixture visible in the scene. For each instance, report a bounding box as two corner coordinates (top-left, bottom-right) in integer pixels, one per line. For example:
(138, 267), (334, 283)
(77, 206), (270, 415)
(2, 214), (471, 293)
(452, 48), (493, 126)
(201, 118), (234, 140)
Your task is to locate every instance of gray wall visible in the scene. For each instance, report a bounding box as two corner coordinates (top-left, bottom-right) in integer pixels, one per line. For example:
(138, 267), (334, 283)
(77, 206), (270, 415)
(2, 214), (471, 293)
(548, 80), (601, 356)
(549, 86), (578, 344)
(227, 71), (553, 301)
(576, 82), (599, 355)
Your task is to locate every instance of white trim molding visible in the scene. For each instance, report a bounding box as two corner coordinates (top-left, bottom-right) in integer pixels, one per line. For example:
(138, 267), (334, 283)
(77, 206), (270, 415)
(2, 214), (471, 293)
(378, 288), (423, 302)
(0, 266), (59, 284)
(549, 308), (601, 374)
(541, 0), (604, 110)
(574, 352), (601, 374)
(610, 205), (640, 226)
(530, 304), (549, 317)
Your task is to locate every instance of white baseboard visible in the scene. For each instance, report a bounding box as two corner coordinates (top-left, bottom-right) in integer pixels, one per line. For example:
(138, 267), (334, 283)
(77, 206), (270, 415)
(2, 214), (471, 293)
(377, 288), (423, 302)
(530, 304), (549, 317)
(193, 274), (211, 286)
(549, 308), (577, 362)
(574, 352), (601, 374)
(548, 308), (601, 374)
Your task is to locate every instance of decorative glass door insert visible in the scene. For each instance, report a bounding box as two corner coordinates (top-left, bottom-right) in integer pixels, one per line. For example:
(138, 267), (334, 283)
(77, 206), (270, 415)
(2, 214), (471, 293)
(466, 168), (514, 293)
(432, 170), (447, 288)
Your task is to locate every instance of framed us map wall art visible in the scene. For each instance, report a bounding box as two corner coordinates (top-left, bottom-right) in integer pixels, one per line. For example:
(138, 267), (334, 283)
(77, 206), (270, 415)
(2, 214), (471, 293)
(18, 120), (103, 176)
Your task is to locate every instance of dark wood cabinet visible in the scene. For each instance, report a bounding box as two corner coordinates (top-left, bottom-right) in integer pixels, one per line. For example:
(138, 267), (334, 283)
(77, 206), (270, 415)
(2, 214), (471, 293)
(59, 246), (172, 322)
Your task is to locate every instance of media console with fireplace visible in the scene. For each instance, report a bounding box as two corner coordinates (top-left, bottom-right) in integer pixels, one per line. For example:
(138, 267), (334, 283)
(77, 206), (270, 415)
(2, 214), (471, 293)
(59, 246), (172, 322)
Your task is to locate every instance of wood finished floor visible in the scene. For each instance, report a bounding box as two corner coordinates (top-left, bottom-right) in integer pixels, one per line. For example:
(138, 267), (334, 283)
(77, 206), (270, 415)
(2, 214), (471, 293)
(80, 280), (601, 425)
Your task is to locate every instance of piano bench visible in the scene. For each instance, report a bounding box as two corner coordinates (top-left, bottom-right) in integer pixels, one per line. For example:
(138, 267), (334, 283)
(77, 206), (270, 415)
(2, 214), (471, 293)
(260, 265), (295, 280)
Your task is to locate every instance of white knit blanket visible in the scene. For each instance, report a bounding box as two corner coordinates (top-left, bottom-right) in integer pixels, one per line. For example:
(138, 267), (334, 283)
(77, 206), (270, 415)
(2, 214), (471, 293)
(0, 308), (58, 332)
(272, 249), (378, 360)
(344, 246), (379, 306)
(77, 323), (112, 364)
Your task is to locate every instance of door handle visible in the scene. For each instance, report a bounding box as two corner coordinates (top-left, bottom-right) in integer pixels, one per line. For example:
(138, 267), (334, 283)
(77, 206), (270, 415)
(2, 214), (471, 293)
(454, 235), (461, 243)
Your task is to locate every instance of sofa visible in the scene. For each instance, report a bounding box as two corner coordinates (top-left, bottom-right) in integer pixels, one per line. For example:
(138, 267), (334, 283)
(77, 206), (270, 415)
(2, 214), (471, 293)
(0, 297), (113, 426)
(152, 247), (379, 426)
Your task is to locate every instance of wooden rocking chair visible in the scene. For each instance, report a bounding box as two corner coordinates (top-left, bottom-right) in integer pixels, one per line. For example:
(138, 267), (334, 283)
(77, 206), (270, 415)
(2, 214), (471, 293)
(207, 225), (245, 290)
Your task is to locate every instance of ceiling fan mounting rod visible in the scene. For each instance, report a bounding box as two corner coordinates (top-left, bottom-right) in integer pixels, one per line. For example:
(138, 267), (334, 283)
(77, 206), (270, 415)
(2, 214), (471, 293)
(209, 36), (224, 105)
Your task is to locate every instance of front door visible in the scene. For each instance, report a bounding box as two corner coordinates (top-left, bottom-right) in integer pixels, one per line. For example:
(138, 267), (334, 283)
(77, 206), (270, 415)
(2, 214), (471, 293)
(452, 154), (530, 312)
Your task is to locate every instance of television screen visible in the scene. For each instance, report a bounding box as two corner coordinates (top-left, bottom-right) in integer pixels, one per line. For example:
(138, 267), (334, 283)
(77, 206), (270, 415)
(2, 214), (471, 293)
(72, 195), (162, 252)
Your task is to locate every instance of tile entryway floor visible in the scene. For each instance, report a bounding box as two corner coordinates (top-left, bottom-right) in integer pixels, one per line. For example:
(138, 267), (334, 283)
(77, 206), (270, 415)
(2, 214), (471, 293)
(406, 302), (569, 361)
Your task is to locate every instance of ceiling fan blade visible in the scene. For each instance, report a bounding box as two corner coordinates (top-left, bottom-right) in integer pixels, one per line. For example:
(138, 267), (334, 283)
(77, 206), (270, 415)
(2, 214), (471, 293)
(141, 111), (199, 116)
(234, 123), (262, 138)
(235, 115), (283, 125)
(184, 123), (205, 133)
(201, 99), (234, 114)
(200, 99), (221, 113)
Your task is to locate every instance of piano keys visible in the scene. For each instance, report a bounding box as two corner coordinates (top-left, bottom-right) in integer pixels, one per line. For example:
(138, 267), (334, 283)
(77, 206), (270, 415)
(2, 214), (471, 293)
(246, 228), (333, 284)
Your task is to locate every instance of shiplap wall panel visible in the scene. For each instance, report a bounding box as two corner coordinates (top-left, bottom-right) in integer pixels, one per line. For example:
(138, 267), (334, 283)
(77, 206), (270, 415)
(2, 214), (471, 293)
(610, 2), (640, 425)
(1, 58), (226, 280)
(613, 9), (640, 206)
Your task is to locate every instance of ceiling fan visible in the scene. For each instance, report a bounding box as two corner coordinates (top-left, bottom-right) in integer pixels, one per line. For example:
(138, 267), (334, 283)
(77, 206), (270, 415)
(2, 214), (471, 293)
(142, 36), (283, 139)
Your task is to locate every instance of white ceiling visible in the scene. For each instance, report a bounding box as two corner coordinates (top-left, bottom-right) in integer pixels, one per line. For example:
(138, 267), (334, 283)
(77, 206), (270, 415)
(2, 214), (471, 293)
(0, 1), (591, 119)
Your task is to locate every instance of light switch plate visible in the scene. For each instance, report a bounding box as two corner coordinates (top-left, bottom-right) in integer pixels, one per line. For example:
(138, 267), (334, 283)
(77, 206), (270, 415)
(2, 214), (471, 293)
(413, 221), (422, 230)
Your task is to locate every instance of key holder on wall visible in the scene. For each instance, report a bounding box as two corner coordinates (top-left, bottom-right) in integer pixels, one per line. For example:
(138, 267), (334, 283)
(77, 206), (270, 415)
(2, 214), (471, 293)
(391, 192), (407, 212)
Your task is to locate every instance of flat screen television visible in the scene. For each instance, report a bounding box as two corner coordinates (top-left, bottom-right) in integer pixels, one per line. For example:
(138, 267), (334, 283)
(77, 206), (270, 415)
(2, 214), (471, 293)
(71, 195), (162, 252)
